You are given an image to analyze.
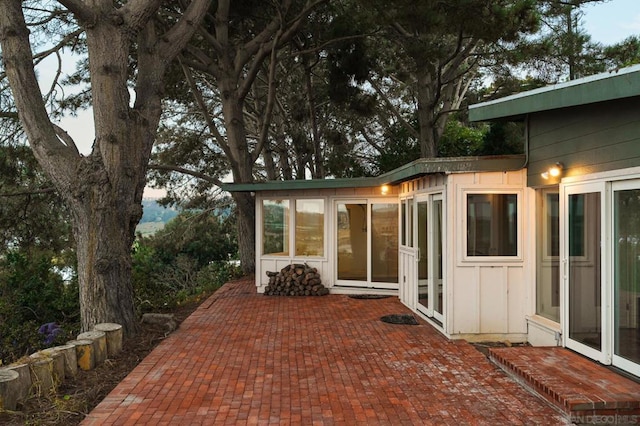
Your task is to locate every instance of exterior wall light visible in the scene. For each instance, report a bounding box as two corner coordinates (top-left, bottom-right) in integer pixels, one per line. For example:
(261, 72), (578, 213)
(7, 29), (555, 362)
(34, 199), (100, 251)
(381, 185), (390, 195)
(541, 162), (563, 180)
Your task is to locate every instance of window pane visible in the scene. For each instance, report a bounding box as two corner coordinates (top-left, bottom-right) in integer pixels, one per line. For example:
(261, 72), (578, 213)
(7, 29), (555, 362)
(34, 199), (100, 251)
(401, 201), (407, 246)
(263, 200), (289, 255)
(408, 198), (414, 247)
(467, 194), (517, 256)
(295, 199), (324, 257)
(614, 189), (640, 364)
(434, 199), (443, 315)
(536, 191), (560, 322)
(372, 203), (398, 283)
(417, 201), (428, 280)
(568, 192), (601, 350)
(569, 195), (585, 256)
(416, 201), (431, 309)
(337, 203), (367, 280)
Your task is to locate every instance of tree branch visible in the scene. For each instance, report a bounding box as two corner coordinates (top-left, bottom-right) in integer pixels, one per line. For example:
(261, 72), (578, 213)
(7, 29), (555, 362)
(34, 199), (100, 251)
(120, 0), (163, 33)
(179, 59), (232, 159)
(367, 77), (419, 140)
(238, 0), (328, 100)
(56, 0), (96, 24)
(158, 0), (211, 62)
(181, 45), (220, 77)
(149, 164), (224, 187)
(252, 30), (281, 164)
(196, 25), (225, 59)
(214, 0), (230, 52)
(53, 123), (81, 157)
(293, 32), (377, 56)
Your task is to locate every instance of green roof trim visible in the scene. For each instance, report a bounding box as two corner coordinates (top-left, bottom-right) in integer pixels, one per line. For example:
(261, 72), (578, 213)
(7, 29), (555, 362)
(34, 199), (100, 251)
(469, 64), (640, 122)
(221, 155), (526, 192)
(220, 176), (380, 192)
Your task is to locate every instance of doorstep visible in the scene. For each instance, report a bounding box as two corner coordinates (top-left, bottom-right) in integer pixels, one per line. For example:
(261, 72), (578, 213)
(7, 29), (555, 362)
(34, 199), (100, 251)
(489, 346), (640, 424)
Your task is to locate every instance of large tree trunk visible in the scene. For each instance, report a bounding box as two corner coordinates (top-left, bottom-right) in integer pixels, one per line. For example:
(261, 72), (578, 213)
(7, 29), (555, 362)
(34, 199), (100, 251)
(222, 87), (257, 273)
(274, 114), (293, 180)
(416, 68), (438, 158)
(232, 191), (256, 274)
(72, 16), (154, 335)
(303, 61), (324, 179)
(72, 161), (142, 334)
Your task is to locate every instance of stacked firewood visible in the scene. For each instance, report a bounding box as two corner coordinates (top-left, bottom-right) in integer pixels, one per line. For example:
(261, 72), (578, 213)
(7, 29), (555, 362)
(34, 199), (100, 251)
(264, 264), (329, 296)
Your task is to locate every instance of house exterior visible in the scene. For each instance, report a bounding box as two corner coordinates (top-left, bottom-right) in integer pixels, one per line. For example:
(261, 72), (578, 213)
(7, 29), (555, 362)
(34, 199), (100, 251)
(223, 64), (640, 378)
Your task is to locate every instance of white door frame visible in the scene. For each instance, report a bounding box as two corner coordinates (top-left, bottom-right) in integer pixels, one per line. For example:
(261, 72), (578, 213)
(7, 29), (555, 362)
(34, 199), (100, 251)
(415, 192), (444, 323)
(432, 193), (444, 324)
(334, 198), (399, 289)
(561, 181), (610, 365)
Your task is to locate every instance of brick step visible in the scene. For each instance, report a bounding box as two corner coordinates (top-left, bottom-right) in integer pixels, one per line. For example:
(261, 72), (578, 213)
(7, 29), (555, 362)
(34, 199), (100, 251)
(488, 347), (640, 424)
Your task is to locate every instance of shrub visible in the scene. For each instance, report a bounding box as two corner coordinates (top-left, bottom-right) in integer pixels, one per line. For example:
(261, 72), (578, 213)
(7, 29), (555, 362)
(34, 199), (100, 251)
(0, 251), (79, 364)
(131, 210), (240, 313)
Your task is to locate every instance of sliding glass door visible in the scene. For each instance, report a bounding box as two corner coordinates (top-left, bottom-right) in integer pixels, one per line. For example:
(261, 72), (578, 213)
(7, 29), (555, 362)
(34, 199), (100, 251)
(336, 200), (398, 289)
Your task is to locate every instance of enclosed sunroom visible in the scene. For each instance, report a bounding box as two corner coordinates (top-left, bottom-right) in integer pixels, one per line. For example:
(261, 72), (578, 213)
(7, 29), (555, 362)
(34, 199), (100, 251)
(225, 155), (532, 342)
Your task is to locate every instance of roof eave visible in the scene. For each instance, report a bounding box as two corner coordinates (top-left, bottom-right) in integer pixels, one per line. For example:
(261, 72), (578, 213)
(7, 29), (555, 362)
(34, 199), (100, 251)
(379, 155), (526, 184)
(219, 176), (382, 192)
(469, 64), (640, 122)
(221, 155), (526, 193)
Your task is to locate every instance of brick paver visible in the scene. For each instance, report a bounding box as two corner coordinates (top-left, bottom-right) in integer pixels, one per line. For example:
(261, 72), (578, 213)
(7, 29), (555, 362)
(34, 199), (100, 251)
(83, 278), (567, 425)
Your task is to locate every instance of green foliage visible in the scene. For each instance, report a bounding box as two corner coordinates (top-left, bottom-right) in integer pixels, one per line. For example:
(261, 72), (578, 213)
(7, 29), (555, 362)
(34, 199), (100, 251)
(479, 122), (525, 155)
(326, 10), (375, 107)
(132, 210), (241, 313)
(0, 145), (78, 365)
(604, 36), (640, 69)
(372, 115), (524, 169)
(0, 250), (79, 364)
(149, 210), (237, 269)
(438, 120), (488, 157)
(322, 129), (374, 178)
(373, 122), (421, 174)
(0, 145), (73, 253)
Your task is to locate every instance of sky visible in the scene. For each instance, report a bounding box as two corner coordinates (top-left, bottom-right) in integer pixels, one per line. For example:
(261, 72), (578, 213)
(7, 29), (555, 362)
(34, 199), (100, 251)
(42, 0), (640, 196)
(582, 0), (640, 44)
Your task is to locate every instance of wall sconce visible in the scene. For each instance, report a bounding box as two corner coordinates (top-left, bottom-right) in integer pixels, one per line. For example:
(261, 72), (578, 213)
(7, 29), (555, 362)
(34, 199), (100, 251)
(541, 162), (563, 180)
(381, 184), (390, 195)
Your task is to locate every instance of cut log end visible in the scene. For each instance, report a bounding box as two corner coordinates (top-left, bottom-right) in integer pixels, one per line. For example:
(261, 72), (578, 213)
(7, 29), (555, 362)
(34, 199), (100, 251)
(0, 369), (20, 410)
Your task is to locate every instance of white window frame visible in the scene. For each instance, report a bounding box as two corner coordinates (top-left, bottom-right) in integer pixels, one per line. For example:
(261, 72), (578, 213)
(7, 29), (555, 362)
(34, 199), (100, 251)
(259, 196), (328, 260)
(461, 189), (523, 263)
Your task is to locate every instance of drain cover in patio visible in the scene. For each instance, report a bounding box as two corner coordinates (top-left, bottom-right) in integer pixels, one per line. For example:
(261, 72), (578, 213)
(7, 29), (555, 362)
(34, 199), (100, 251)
(380, 314), (418, 325)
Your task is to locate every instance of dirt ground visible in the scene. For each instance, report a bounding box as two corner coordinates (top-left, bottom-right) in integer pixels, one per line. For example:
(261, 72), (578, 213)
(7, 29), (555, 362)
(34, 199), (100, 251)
(0, 300), (202, 426)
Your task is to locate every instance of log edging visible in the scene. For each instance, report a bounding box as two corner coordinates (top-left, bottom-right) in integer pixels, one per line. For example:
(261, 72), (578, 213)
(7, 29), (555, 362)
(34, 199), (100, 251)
(0, 322), (124, 411)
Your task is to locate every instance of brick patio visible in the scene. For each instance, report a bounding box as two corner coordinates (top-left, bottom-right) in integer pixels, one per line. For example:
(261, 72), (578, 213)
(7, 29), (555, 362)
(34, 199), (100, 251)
(83, 278), (568, 425)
